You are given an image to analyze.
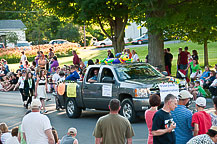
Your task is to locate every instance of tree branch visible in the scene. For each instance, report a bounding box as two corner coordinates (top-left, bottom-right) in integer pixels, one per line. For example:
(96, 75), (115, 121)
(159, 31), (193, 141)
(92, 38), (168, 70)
(169, 0), (192, 8)
(97, 16), (112, 40)
(117, 14), (128, 41)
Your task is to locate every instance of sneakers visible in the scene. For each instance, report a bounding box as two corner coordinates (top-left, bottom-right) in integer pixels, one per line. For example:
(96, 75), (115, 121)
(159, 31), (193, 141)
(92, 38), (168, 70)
(52, 92), (57, 96)
(40, 110), (48, 114)
(46, 98), (51, 101)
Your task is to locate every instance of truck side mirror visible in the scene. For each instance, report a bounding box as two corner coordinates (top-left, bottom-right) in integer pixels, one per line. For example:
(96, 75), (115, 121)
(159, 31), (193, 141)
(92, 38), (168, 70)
(102, 77), (115, 83)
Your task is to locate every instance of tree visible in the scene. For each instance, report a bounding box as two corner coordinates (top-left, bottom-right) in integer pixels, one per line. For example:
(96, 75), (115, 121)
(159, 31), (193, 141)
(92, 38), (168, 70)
(56, 23), (81, 42)
(86, 26), (105, 41)
(164, 0), (217, 66)
(133, 0), (217, 70)
(33, 0), (141, 53)
(6, 32), (18, 45)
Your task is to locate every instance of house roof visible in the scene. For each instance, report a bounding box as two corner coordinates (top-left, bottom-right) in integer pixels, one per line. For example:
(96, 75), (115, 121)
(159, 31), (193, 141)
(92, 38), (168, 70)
(0, 20), (26, 30)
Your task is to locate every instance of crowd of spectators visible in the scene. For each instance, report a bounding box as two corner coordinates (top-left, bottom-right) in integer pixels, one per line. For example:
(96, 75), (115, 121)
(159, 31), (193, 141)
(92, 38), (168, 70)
(0, 99), (78, 144)
(145, 91), (217, 144)
(1, 45), (217, 144)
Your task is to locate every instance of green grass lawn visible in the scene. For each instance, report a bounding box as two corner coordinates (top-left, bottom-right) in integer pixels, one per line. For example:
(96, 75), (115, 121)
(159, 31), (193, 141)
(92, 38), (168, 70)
(88, 41), (217, 76)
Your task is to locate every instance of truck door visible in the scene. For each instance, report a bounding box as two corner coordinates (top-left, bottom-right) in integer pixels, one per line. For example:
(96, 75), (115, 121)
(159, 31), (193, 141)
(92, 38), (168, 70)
(97, 67), (118, 110)
(82, 67), (102, 109)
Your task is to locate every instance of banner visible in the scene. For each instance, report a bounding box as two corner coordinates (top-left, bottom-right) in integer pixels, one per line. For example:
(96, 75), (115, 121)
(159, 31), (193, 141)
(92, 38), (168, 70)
(158, 83), (179, 101)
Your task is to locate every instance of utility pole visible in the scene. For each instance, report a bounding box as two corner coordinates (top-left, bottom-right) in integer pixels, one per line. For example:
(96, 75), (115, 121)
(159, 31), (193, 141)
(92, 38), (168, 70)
(83, 25), (86, 48)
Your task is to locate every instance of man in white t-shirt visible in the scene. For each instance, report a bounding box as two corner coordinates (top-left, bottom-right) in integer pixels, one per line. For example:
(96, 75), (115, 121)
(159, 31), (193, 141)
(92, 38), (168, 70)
(21, 51), (27, 64)
(21, 99), (55, 144)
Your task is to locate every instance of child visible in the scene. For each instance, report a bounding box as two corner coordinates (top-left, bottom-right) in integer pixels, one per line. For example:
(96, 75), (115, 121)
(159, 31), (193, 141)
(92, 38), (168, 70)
(191, 81), (207, 100)
(19, 61), (24, 70)
(188, 82), (195, 92)
(203, 70), (216, 89)
(192, 97), (211, 136)
(61, 127), (78, 144)
(50, 67), (56, 76)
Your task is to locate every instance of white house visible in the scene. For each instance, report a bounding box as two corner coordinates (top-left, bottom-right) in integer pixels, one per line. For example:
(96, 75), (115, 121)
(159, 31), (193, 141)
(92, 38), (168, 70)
(0, 20), (27, 47)
(125, 22), (147, 39)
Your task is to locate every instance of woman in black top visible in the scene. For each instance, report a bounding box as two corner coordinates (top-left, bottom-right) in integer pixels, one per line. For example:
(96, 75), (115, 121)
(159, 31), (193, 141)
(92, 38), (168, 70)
(192, 50), (199, 60)
(24, 72), (35, 109)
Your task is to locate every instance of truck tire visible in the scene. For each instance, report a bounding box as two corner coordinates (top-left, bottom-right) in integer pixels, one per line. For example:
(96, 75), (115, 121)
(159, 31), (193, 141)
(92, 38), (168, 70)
(120, 98), (136, 123)
(66, 98), (82, 118)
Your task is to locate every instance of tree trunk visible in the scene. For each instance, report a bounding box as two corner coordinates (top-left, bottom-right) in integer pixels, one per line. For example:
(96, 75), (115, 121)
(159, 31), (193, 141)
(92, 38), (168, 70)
(113, 33), (125, 54)
(112, 17), (126, 54)
(97, 15), (127, 54)
(204, 39), (209, 66)
(148, 31), (165, 71)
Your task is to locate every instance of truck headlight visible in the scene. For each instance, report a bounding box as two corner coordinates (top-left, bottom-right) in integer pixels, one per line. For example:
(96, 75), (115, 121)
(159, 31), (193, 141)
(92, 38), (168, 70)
(135, 88), (150, 97)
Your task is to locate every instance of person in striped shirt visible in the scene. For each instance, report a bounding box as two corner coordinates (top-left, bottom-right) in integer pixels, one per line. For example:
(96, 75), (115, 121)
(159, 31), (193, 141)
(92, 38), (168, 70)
(171, 90), (193, 144)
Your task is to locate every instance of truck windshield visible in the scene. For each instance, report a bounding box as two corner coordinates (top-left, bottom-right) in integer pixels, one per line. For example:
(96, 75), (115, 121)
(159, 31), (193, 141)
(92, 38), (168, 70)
(115, 65), (163, 81)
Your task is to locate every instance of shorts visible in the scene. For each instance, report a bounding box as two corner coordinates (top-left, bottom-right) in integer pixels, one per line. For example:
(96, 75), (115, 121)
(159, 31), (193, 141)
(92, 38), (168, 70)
(190, 70), (202, 78)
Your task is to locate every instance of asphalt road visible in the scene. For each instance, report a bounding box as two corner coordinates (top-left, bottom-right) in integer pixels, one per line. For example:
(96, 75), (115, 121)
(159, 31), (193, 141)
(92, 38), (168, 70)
(0, 91), (214, 144)
(0, 91), (148, 144)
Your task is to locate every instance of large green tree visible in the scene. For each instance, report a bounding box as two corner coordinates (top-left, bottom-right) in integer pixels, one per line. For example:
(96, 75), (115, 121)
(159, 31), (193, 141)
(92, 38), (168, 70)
(164, 0), (217, 66)
(34, 0), (141, 53)
(133, 0), (217, 70)
(0, 0), (82, 44)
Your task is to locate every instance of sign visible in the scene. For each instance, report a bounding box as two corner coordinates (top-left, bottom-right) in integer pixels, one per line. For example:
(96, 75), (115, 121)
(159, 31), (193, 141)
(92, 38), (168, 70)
(102, 84), (112, 97)
(158, 83), (179, 101)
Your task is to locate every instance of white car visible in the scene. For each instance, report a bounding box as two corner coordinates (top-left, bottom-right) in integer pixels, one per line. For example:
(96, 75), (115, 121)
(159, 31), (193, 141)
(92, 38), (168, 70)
(95, 38), (129, 47)
(49, 39), (69, 45)
(16, 41), (31, 50)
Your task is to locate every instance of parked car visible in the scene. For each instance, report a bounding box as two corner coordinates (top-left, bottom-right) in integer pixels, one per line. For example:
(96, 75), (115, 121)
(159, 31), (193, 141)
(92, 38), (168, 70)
(16, 41), (31, 47)
(95, 38), (129, 47)
(49, 39), (69, 45)
(55, 63), (187, 122)
(131, 34), (148, 45)
(0, 43), (5, 48)
(132, 34), (170, 45)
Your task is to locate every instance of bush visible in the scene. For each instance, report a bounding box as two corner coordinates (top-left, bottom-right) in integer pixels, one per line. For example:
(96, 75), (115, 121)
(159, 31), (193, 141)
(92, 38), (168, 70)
(0, 43), (79, 64)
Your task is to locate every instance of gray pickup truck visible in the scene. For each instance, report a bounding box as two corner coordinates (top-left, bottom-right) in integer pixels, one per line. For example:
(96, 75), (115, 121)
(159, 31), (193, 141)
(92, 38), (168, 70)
(57, 63), (187, 122)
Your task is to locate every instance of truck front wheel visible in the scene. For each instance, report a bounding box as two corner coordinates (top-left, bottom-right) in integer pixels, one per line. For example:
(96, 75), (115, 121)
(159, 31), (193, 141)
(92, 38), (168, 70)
(120, 98), (136, 123)
(66, 98), (82, 118)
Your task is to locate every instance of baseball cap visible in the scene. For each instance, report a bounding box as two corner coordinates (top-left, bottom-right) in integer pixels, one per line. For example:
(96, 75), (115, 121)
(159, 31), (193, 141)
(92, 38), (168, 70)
(68, 127), (77, 134)
(178, 90), (193, 99)
(210, 126), (217, 132)
(196, 97), (206, 107)
(31, 99), (41, 108)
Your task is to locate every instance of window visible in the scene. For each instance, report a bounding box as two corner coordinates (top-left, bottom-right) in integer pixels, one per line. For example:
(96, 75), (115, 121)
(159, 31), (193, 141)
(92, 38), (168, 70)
(86, 68), (100, 82)
(100, 68), (114, 82)
(115, 64), (163, 81)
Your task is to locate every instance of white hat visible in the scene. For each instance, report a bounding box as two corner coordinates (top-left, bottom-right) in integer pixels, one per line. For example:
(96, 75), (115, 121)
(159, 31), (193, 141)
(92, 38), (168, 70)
(210, 126), (217, 132)
(196, 97), (206, 107)
(179, 90), (193, 99)
(68, 127), (77, 134)
(31, 99), (41, 108)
